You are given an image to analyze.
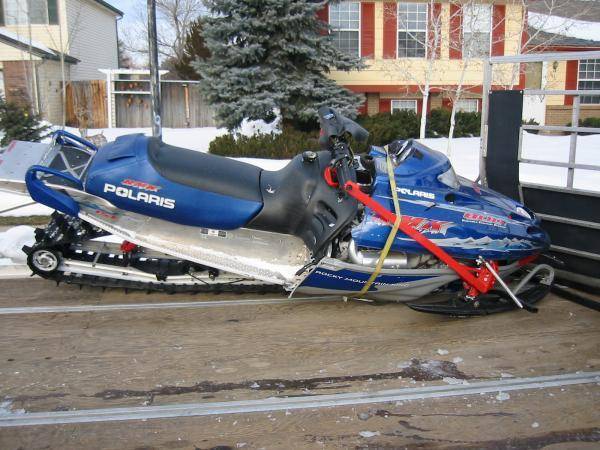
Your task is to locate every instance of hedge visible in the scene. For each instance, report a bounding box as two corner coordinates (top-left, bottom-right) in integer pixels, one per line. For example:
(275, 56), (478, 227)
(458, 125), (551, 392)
(209, 109), (482, 158)
(209, 126), (319, 159)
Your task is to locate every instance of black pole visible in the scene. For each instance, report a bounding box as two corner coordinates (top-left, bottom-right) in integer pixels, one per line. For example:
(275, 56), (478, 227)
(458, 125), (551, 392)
(147, 0), (161, 139)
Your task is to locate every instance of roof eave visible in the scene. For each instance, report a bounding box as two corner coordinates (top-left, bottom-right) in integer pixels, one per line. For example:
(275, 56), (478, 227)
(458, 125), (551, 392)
(93, 0), (123, 17)
(0, 34), (80, 64)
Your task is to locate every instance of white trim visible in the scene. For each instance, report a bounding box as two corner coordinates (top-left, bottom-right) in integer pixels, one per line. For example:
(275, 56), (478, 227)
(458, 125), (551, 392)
(391, 99), (418, 113)
(328, 1), (361, 58)
(462, 3), (493, 59)
(577, 58), (600, 104)
(396, 2), (429, 59)
(455, 98), (479, 113)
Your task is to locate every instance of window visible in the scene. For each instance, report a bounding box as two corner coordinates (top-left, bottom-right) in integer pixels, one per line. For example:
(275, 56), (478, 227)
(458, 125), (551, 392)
(462, 5), (491, 58)
(579, 59), (600, 104)
(391, 100), (417, 113)
(397, 3), (427, 58)
(1, 0), (58, 26)
(329, 1), (360, 57)
(455, 99), (478, 112)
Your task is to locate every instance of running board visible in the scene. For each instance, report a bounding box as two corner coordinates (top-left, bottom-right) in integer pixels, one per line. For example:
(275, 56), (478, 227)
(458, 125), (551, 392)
(78, 204), (311, 287)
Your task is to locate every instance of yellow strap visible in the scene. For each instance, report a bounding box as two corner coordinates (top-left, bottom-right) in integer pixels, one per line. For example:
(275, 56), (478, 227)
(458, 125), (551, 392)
(358, 145), (402, 296)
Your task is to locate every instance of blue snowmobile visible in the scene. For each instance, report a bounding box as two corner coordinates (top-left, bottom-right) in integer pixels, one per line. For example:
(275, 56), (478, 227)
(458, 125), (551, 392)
(0, 107), (554, 315)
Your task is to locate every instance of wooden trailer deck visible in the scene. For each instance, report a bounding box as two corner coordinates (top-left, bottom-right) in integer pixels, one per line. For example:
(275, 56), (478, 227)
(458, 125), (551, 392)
(0, 278), (598, 449)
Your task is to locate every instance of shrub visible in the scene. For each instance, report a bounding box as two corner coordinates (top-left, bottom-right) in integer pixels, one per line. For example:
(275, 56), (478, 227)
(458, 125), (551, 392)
(522, 118), (540, 134)
(426, 108), (451, 137)
(357, 110), (420, 150)
(426, 108), (481, 137)
(209, 126), (319, 159)
(454, 111), (481, 137)
(0, 98), (50, 146)
(580, 117), (600, 128)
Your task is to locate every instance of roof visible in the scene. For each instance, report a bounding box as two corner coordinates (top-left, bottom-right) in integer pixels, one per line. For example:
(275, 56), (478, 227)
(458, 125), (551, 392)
(0, 29), (79, 64)
(92, 0), (123, 17)
(527, 27), (600, 50)
(528, 0), (600, 23)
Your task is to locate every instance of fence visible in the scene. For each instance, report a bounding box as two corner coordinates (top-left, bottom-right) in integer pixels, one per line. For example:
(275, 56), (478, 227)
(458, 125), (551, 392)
(66, 80), (108, 129)
(66, 76), (216, 129)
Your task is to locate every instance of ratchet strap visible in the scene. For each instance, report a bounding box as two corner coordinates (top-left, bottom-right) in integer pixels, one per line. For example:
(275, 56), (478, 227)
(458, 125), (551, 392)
(358, 145), (401, 296)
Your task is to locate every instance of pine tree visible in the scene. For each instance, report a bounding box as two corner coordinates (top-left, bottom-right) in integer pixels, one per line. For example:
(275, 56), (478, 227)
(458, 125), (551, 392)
(173, 18), (211, 80)
(196, 0), (364, 130)
(0, 98), (50, 146)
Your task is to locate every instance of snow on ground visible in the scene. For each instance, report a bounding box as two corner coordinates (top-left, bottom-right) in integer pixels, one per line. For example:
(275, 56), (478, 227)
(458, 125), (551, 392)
(422, 132), (600, 193)
(0, 226), (35, 264)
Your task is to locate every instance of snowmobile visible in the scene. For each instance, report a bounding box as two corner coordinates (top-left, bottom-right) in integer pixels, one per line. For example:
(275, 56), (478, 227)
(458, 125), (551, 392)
(0, 107), (554, 316)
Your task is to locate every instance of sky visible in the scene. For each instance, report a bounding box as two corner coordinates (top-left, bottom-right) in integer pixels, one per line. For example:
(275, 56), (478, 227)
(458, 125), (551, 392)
(106, 0), (139, 26)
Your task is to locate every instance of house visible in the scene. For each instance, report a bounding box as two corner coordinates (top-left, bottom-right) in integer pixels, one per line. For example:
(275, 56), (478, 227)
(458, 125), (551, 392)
(318, 1), (600, 125)
(525, 29), (600, 126)
(0, 0), (123, 123)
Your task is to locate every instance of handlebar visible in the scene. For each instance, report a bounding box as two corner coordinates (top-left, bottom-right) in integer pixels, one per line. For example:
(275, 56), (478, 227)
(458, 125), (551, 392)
(317, 106), (366, 194)
(330, 141), (356, 191)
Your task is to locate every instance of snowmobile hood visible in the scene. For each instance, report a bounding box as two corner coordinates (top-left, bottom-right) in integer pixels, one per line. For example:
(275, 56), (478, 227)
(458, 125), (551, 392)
(369, 141), (539, 224)
(354, 141), (550, 260)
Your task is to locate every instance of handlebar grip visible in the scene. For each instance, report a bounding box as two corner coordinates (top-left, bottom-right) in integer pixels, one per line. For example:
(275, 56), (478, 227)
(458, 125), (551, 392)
(335, 159), (353, 188)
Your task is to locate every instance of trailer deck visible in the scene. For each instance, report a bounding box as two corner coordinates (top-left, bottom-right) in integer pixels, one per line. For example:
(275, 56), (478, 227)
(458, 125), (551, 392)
(0, 278), (598, 449)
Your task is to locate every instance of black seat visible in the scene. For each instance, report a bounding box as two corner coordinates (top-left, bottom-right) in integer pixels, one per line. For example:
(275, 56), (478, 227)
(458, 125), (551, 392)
(147, 138), (263, 203)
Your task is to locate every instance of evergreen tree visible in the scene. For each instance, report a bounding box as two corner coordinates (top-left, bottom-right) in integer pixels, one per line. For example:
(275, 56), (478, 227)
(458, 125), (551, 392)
(0, 98), (50, 146)
(196, 0), (364, 130)
(173, 18), (211, 80)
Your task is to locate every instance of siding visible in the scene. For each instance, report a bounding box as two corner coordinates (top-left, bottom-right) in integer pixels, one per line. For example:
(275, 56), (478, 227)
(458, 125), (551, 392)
(66, 0), (119, 80)
(36, 60), (69, 123)
(1, 24), (63, 52)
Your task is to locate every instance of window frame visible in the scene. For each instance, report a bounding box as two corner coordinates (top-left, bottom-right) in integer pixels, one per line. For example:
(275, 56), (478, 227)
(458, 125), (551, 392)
(578, 59), (600, 105)
(396, 2), (429, 59)
(461, 4), (492, 59)
(455, 98), (479, 113)
(328, 1), (362, 58)
(391, 99), (418, 113)
(1, 0), (58, 26)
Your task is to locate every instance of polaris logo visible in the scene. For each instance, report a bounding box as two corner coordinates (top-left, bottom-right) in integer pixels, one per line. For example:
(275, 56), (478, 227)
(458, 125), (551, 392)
(397, 188), (435, 200)
(103, 183), (175, 209)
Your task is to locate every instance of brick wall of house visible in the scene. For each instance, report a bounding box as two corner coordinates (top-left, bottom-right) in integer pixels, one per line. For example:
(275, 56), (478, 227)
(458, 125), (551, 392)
(546, 105), (600, 126)
(3, 61), (35, 108)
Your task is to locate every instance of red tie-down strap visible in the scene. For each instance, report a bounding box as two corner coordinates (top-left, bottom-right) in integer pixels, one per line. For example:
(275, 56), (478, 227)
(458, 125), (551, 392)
(343, 180), (526, 297)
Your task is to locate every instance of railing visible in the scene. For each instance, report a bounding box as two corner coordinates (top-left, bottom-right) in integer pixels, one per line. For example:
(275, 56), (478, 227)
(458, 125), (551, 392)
(479, 51), (600, 274)
(480, 50), (600, 190)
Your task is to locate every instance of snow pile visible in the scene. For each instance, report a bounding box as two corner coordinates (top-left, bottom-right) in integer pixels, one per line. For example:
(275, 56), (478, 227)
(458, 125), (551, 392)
(237, 112), (282, 138)
(529, 13), (600, 43)
(0, 226), (35, 263)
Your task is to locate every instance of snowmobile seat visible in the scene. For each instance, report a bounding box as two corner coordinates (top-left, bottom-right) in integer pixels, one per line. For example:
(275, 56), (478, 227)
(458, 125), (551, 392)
(147, 138), (263, 203)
